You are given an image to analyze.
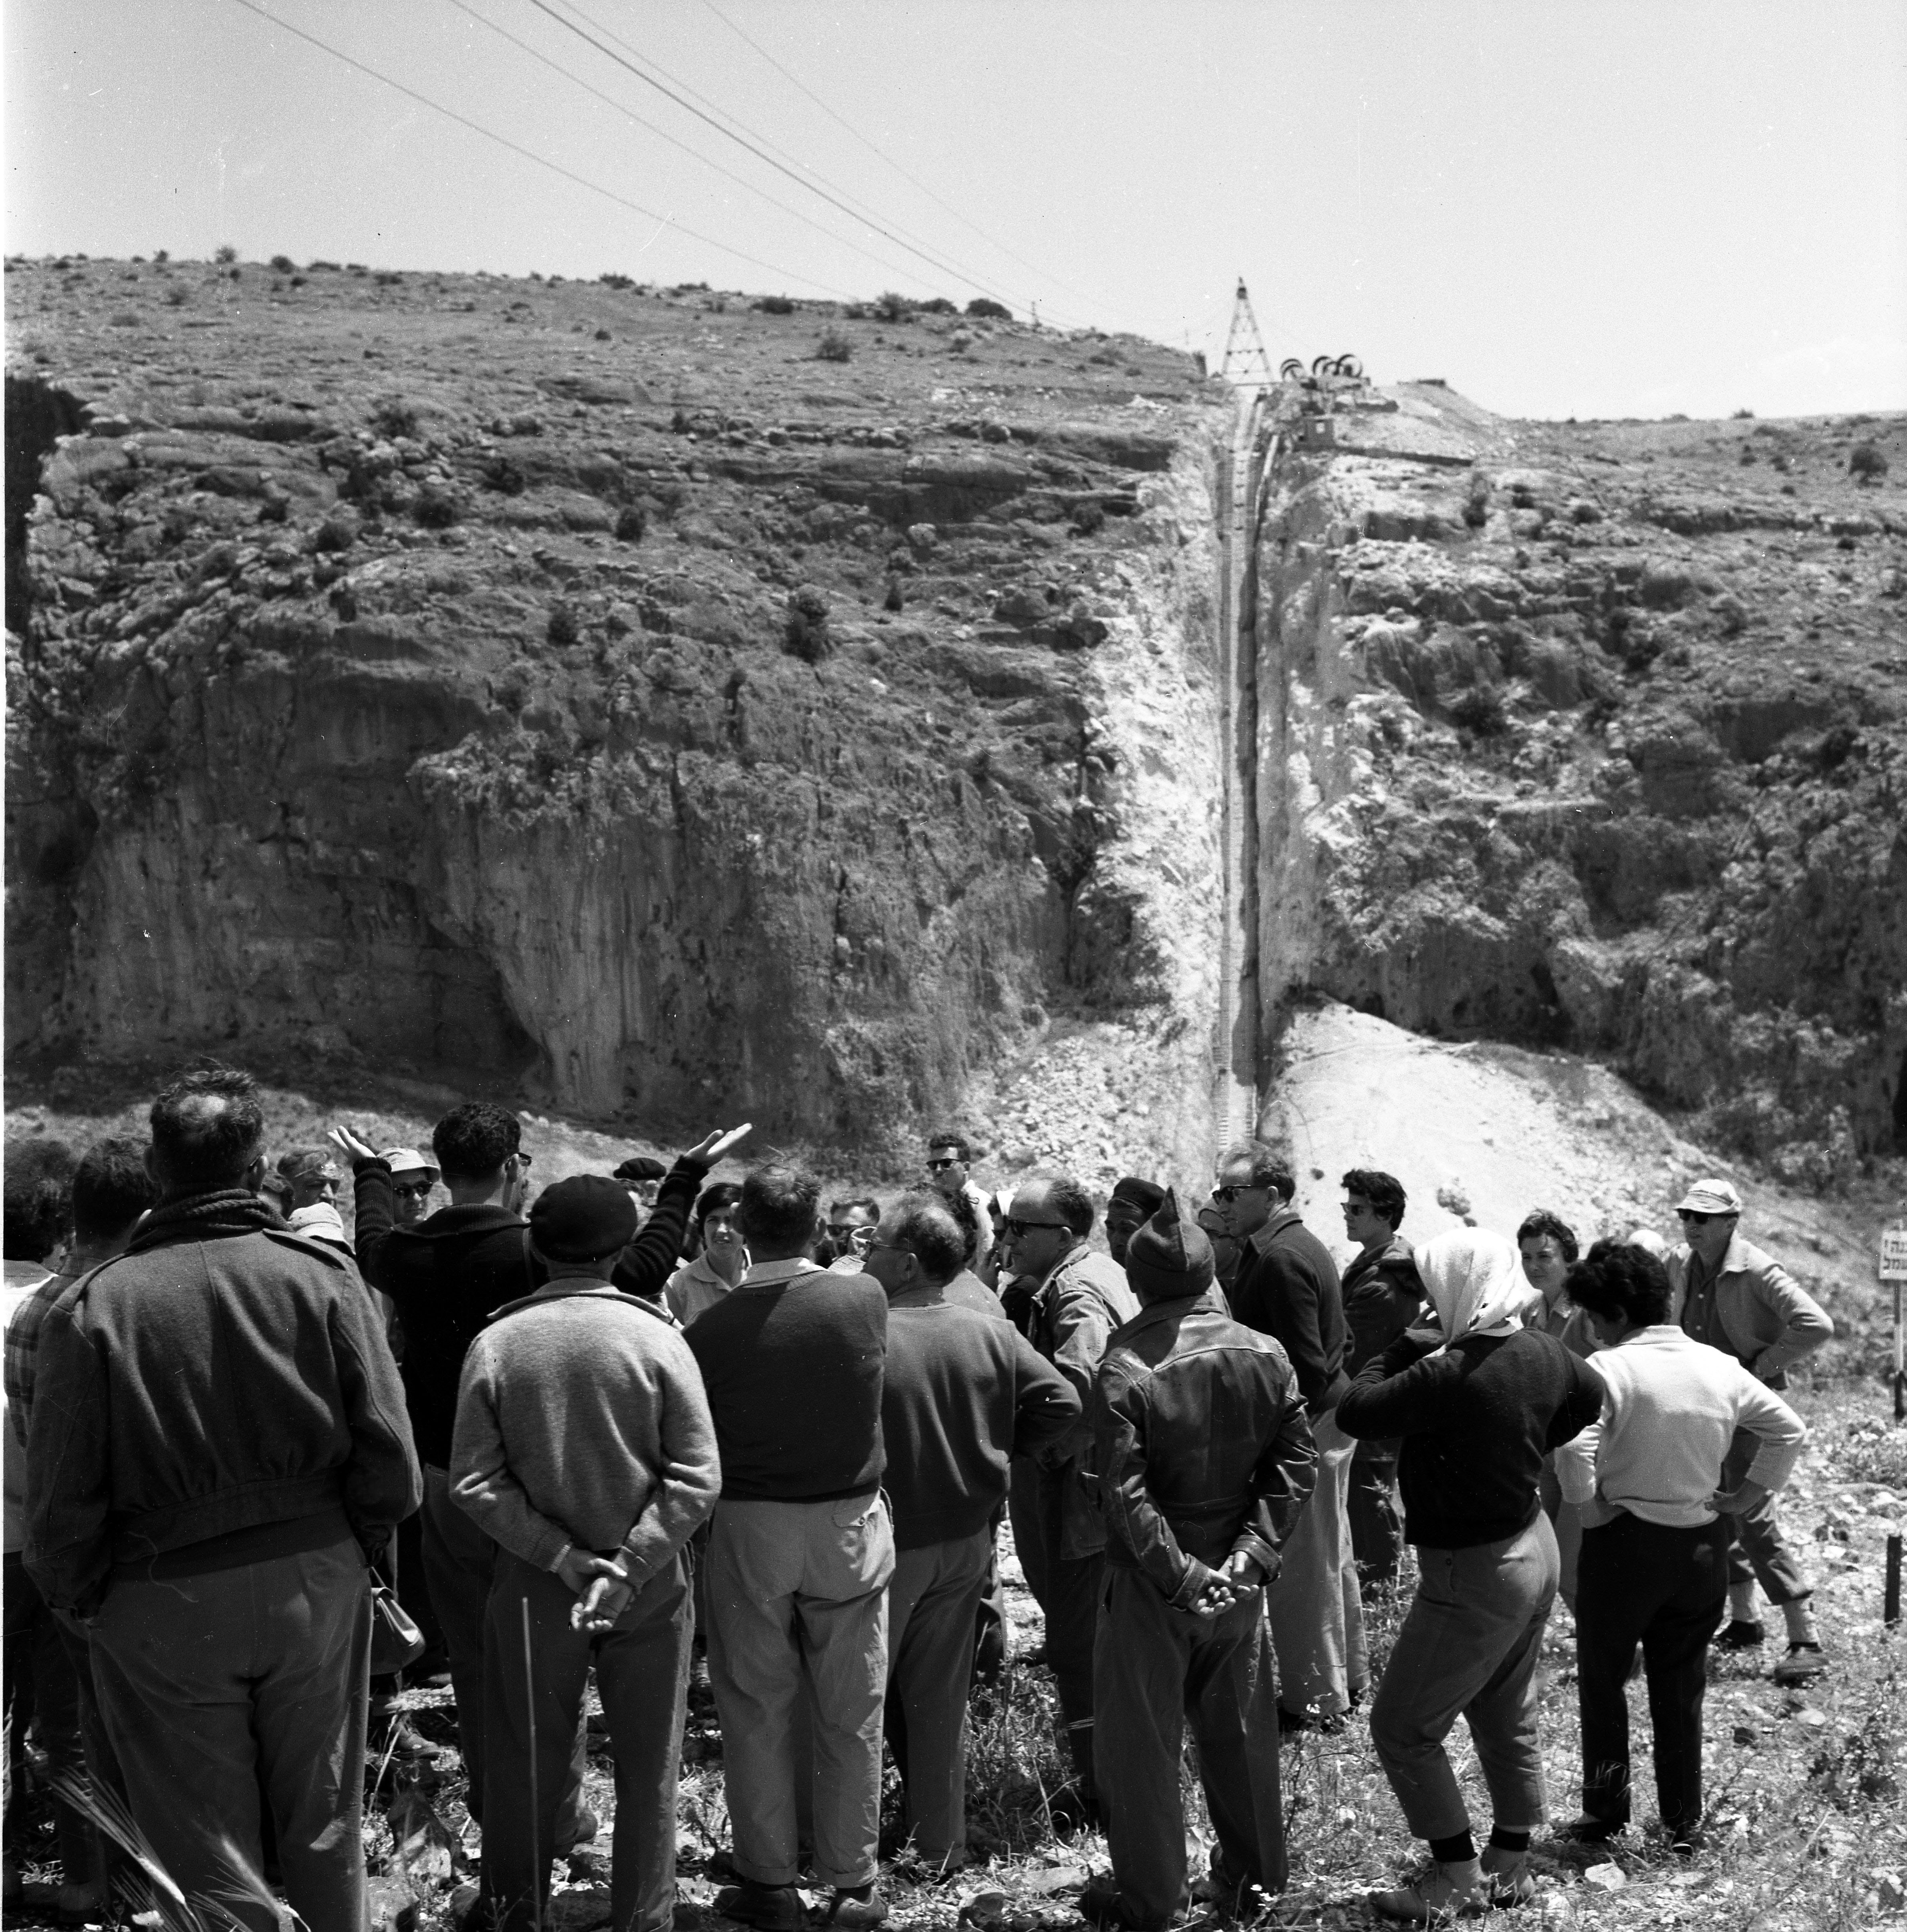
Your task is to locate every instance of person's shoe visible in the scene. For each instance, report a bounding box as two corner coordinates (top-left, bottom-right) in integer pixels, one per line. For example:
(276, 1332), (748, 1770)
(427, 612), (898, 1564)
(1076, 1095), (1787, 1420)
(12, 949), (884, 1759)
(819, 1884), (888, 1928)
(1079, 1876), (1168, 1930)
(713, 1880), (805, 1930)
(1713, 1618), (1764, 1650)
(1371, 1859), (1488, 1921)
(1479, 1846), (1534, 1906)
(377, 1717), (441, 1761)
(1772, 1641), (1828, 1685)
(1276, 1705), (1345, 1736)
(1552, 1815), (1625, 1845)
(556, 1807), (600, 1852)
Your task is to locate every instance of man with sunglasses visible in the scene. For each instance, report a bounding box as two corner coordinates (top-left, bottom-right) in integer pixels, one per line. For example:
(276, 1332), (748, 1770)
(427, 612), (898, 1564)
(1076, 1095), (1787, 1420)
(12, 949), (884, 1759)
(924, 1131), (994, 1274)
(1666, 1178), (1833, 1683)
(382, 1147), (440, 1229)
(998, 1174), (1138, 1828)
(1212, 1141), (1362, 1733)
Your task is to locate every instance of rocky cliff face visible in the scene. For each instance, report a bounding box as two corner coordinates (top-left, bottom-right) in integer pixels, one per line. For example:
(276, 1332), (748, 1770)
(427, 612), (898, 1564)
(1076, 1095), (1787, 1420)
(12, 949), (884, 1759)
(1247, 381), (1907, 1178)
(6, 258), (1225, 1156)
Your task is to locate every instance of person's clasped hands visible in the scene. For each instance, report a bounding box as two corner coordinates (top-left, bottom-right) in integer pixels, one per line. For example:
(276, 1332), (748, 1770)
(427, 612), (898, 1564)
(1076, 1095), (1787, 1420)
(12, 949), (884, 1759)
(554, 1547), (635, 1632)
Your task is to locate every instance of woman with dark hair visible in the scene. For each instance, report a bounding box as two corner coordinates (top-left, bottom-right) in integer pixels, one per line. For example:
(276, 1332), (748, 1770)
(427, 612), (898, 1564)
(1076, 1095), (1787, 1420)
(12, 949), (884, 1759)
(1338, 1229), (1603, 1918)
(1517, 1210), (1597, 1609)
(666, 1182), (745, 1326)
(1554, 1239), (1805, 1853)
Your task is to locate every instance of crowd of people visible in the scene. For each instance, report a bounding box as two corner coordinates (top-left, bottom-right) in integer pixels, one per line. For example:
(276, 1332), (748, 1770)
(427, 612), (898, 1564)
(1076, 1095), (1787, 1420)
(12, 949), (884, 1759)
(1, 1071), (1838, 1932)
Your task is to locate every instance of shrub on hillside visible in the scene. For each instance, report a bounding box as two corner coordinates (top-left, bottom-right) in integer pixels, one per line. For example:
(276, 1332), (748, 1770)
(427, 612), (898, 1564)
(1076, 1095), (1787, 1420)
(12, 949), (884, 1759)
(547, 603), (579, 647)
(215, 243), (237, 264)
(754, 295), (795, 315)
(815, 329), (853, 363)
(372, 399), (419, 439)
(413, 484), (460, 529)
(874, 291), (913, 322)
(917, 297), (957, 315)
(966, 298), (1011, 321)
(1449, 684), (1508, 737)
(615, 505), (647, 543)
(1850, 441), (1888, 483)
(270, 254), (295, 273)
(784, 584), (831, 661)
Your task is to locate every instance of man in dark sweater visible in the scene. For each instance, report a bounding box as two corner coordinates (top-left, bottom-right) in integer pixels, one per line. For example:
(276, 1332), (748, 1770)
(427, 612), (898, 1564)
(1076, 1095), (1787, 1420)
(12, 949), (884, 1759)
(1337, 1171), (1425, 1592)
(1214, 1141), (1361, 1729)
(451, 1176), (720, 1932)
(331, 1108), (747, 1836)
(686, 1164), (893, 1932)
(1086, 1191), (1318, 1931)
(28, 1069), (419, 1932)
(863, 1194), (1078, 1872)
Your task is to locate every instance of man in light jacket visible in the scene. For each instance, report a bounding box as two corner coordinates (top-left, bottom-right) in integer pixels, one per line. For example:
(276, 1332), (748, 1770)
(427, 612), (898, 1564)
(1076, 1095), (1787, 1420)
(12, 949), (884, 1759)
(1666, 1177), (1832, 1681)
(451, 1176), (721, 1932)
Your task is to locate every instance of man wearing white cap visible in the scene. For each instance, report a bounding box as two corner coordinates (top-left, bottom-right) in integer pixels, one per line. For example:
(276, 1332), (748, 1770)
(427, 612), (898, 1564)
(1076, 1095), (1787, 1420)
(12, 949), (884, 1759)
(381, 1148), (440, 1230)
(1666, 1178), (1832, 1683)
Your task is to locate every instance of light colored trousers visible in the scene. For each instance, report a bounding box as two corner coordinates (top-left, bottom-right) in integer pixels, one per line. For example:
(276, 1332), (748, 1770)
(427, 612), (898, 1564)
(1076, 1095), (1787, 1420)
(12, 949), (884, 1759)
(1369, 1511), (1559, 1842)
(705, 1494), (895, 1889)
(1266, 1409), (1366, 1719)
(883, 1529), (992, 1865)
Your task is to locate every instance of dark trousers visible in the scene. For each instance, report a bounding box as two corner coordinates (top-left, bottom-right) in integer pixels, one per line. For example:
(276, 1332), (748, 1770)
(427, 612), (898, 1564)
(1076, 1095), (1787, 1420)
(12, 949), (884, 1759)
(480, 1551), (693, 1932)
(87, 1537), (371, 1932)
(882, 1531), (992, 1864)
(1717, 1430), (1810, 1606)
(1094, 1569), (1285, 1924)
(1347, 1437), (1403, 1583)
(420, 1468), (588, 1838)
(972, 1513), (1008, 1679)
(3, 1555), (102, 1890)
(1008, 1460), (1103, 1793)
(1576, 1513), (1728, 1838)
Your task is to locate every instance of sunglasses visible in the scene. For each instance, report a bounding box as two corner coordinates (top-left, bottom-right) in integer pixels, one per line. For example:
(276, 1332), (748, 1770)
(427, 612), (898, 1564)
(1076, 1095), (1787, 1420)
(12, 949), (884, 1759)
(1677, 1210), (1727, 1224)
(1001, 1216), (1068, 1237)
(1209, 1184), (1265, 1204)
(393, 1182), (434, 1202)
(925, 1156), (961, 1172)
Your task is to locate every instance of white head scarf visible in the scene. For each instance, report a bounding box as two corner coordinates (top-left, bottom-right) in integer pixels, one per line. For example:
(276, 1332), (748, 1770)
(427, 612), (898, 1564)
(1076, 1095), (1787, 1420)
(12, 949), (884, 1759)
(1417, 1228), (1529, 1355)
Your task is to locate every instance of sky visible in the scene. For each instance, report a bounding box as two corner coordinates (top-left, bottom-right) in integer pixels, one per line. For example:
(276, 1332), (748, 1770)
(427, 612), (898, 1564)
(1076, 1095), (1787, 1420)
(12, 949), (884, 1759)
(6, 0), (1905, 421)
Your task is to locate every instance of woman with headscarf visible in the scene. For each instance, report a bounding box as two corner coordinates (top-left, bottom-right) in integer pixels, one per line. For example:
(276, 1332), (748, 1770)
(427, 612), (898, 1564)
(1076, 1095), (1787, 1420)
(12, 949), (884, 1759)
(1337, 1228), (1604, 1920)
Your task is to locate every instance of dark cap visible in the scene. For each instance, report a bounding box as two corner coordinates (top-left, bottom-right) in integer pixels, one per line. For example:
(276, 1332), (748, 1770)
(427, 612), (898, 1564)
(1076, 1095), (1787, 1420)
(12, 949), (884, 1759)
(613, 1155), (669, 1184)
(1109, 1176), (1166, 1216)
(1123, 1186), (1214, 1301)
(530, 1174), (638, 1262)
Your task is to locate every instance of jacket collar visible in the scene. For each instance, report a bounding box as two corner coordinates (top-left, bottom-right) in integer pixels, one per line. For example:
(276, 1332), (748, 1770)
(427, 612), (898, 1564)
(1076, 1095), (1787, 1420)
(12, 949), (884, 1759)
(1033, 1240), (1095, 1293)
(740, 1257), (826, 1290)
(1249, 1205), (1303, 1256)
(1122, 1283), (1229, 1333)
(411, 1203), (526, 1239)
(489, 1279), (652, 1322)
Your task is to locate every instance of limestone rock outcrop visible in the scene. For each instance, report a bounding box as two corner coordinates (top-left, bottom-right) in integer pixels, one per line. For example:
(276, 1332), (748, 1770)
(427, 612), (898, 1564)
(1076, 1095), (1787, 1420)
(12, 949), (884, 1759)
(1248, 383), (1907, 1173)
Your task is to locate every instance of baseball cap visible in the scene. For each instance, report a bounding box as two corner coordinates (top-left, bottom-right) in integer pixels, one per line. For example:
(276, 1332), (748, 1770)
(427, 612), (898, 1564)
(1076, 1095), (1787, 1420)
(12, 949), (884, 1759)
(1675, 1178), (1742, 1216)
(530, 1174), (639, 1262)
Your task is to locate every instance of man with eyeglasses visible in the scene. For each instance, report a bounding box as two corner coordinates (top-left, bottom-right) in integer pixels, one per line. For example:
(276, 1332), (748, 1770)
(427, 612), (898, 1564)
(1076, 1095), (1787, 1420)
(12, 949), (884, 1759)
(998, 1174), (1138, 1828)
(1665, 1178), (1833, 1683)
(924, 1131), (993, 1274)
(334, 1106), (752, 1851)
(1212, 1141), (1362, 1733)
(823, 1198), (881, 1273)
(382, 1147), (440, 1229)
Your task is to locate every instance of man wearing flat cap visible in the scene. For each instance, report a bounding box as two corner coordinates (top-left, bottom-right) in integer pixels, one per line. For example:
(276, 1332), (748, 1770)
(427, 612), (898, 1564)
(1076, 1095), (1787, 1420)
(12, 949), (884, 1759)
(451, 1174), (722, 1932)
(1666, 1177), (1833, 1683)
(1083, 1190), (1318, 1931)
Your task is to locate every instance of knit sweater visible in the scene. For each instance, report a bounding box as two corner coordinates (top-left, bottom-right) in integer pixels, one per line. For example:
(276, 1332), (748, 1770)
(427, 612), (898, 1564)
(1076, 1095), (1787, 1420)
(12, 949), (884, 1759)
(881, 1304), (1078, 1548)
(685, 1259), (887, 1502)
(1337, 1325), (1603, 1549)
(1554, 1325), (1806, 1529)
(1228, 1210), (1350, 1414)
(450, 1280), (719, 1578)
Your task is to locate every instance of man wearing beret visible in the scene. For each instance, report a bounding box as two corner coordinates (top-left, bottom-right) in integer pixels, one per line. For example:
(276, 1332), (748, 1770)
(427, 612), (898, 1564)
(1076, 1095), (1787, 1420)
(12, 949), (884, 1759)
(1666, 1177), (1834, 1682)
(450, 1175), (722, 1932)
(1083, 1190), (1318, 1931)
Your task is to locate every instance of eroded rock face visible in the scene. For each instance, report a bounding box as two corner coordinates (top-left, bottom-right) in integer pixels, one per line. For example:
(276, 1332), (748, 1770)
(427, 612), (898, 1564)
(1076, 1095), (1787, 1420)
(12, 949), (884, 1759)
(1250, 383), (1907, 1174)
(5, 260), (1226, 1149)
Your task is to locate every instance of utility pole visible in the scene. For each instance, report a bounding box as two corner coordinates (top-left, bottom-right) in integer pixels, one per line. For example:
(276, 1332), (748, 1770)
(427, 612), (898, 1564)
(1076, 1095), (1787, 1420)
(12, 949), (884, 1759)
(1218, 280), (1273, 387)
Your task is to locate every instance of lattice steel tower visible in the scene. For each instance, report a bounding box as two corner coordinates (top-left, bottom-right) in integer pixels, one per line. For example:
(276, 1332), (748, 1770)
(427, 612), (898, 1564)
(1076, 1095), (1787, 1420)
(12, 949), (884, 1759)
(1218, 280), (1274, 387)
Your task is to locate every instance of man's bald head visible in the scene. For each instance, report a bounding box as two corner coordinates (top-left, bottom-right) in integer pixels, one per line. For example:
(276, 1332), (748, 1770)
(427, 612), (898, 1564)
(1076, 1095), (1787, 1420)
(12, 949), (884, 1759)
(149, 1068), (266, 1195)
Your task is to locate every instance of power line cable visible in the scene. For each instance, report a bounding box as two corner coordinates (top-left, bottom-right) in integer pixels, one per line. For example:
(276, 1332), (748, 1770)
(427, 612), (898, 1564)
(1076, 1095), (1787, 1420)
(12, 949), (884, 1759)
(222, 0), (857, 298)
(693, 0), (1149, 331)
(443, 0), (999, 298)
(528, 0), (1099, 325)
